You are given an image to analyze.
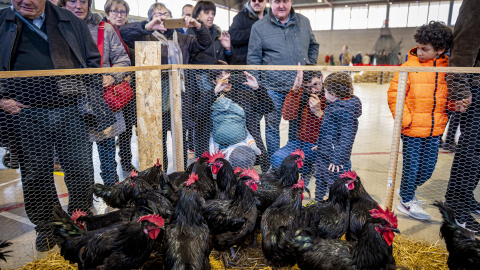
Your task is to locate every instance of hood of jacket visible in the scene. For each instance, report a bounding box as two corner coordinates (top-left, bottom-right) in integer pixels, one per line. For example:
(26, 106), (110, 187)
(209, 24), (222, 40)
(245, 2), (268, 20)
(328, 95), (362, 119)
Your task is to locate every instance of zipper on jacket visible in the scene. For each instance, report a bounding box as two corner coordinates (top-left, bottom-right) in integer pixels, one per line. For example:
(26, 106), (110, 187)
(8, 24), (18, 71)
(430, 59), (438, 137)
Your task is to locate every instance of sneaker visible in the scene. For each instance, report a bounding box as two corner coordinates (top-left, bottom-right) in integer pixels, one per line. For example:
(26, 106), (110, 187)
(396, 189), (418, 203)
(35, 230), (55, 252)
(470, 201), (480, 216)
(456, 213), (480, 235)
(442, 142), (457, 153)
(397, 200), (431, 220)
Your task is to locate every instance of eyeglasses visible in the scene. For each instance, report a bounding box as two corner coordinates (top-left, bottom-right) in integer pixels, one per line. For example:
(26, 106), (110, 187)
(306, 81), (322, 89)
(152, 12), (170, 18)
(111, 10), (127, 16)
(251, 0), (265, 2)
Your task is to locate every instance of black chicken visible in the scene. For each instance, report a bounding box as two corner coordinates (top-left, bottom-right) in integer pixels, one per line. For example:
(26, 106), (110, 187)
(51, 205), (164, 270)
(255, 150), (304, 213)
(346, 171), (379, 241)
(89, 171), (153, 209)
(203, 168), (259, 264)
(211, 157), (238, 200)
(261, 179), (305, 269)
(299, 172), (355, 239)
(172, 157), (217, 202)
(291, 205), (399, 270)
(164, 177), (211, 270)
(0, 240), (12, 268)
(434, 201), (480, 270)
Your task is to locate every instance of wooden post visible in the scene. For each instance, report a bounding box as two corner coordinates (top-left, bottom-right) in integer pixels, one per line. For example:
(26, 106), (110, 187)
(385, 71), (408, 210)
(134, 42), (163, 171)
(169, 68), (184, 172)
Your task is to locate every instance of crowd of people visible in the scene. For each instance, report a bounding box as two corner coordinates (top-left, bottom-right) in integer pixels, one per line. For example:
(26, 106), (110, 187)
(0, 0), (478, 253)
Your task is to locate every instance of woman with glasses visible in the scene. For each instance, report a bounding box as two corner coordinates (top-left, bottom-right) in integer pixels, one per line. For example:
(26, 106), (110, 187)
(59, 0), (131, 188)
(119, 2), (212, 171)
(270, 70), (325, 188)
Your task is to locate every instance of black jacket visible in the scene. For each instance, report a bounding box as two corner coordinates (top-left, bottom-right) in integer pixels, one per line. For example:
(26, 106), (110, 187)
(186, 25), (236, 65)
(229, 4), (267, 65)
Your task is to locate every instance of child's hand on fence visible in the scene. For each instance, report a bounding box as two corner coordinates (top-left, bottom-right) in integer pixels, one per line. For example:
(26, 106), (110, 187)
(214, 73), (231, 95)
(292, 63), (303, 92)
(309, 94), (323, 118)
(328, 163), (344, 173)
(0, 98), (29, 115)
(243, 71), (259, 90)
(103, 75), (115, 88)
(311, 145), (318, 151)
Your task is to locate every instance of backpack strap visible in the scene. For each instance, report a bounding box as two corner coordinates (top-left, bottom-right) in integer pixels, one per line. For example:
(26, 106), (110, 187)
(97, 22), (105, 67)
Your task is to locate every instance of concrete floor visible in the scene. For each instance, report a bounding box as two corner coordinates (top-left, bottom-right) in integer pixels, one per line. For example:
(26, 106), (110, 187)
(0, 81), (479, 269)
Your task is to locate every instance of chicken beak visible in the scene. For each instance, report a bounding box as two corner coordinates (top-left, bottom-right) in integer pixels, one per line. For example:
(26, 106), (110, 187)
(391, 228), (401, 234)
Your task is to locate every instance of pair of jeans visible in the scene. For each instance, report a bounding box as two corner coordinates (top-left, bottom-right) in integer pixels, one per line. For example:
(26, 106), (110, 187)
(265, 90), (287, 159)
(13, 106), (94, 225)
(399, 135), (440, 203)
(270, 140), (317, 182)
(314, 155), (352, 201)
(93, 138), (118, 186)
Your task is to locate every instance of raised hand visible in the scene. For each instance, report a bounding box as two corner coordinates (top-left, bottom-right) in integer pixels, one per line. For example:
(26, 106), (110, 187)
(145, 18), (167, 32)
(220, 31), (231, 51)
(214, 73), (232, 95)
(243, 71), (259, 90)
(183, 16), (201, 29)
(293, 63), (303, 92)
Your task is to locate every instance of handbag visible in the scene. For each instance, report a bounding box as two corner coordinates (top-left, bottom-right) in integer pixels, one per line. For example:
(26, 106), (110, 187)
(97, 22), (134, 112)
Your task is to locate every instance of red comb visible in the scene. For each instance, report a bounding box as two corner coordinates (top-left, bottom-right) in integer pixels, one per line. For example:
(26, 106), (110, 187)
(72, 209), (87, 222)
(245, 179), (258, 191)
(209, 150), (226, 163)
(234, 167), (242, 174)
(291, 149), (305, 160)
(240, 167), (259, 182)
(370, 205), (398, 228)
(137, 214), (164, 227)
(130, 170), (138, 178)
(186, 173), (199, 186)
(293, 179), (305, 189)
(202, 152), (211, 159)
(155, 158), (161, 167)
(340, 170), (357, 180)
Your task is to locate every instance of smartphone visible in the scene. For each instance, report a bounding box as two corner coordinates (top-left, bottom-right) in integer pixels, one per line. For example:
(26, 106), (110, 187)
(164, 18), (186, 29)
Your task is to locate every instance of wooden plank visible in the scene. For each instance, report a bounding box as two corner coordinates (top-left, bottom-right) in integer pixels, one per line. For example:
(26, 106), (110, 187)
(1, 65), (479, 78)
(385, 71), (408, 210)
(135, 42), (164, 171)
(169, 69), (184, 172)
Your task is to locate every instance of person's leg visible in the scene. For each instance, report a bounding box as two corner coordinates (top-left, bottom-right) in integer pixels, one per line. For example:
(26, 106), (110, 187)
(314, 155), (329, 201)
(270, 141), (297, 171)
(228, 146), (256, 170)
(55, 106), (94, 215)
(264, 90), (286, 159)
(414, 136), (440, 189)
(399, 135), (421, 203)
(118, 126), (133, 171)
(299, 141), (317, 186)
(97, 138), (118, 186)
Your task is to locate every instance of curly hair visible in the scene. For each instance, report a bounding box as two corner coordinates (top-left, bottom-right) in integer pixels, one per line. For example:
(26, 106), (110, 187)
(414, 21), (453, 51)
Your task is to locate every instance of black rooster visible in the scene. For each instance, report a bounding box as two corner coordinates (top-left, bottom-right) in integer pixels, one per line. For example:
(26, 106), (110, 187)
(346, 171), (379, 241)
(89, 171), (153, 209)
(292, 205), (399, 270)
(51, 205), (164, 270)
(256, 150), (304, 213)
(164, 177), (211, 270)
(261, 179), (305, 269)
(434, 201), (480, 270)
(172, 156), (217, 202)
(0, 240), (12, 268)
(203, 168), (259, 264)
(299, 172), (355, 239)
(211, 157), (238, 200)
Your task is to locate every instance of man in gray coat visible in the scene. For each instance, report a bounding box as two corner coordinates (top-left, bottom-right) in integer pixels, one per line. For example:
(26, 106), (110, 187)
(247, 0), (319, 160)
(0, 0), (106, 252)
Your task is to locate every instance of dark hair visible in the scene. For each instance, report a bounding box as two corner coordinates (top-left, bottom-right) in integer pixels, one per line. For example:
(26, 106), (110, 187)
(209, 69), (231, 82)
(57, 0), (93, 8)
(414, 21), (453, 51)
(323, 72), (353, 99)
(193, 1), (216, 19)
(182, 4), (194, 15)
(104, 0), (130, 15)
(303, 70), (323, 83)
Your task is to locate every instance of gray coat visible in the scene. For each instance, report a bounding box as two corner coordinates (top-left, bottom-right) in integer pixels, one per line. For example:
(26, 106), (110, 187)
(85, 12), (130, 142)
(247, 7), (319, 92)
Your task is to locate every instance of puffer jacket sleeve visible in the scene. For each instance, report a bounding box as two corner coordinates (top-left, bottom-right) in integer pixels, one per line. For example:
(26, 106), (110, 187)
(388, 71), (412, 128)
(185, 24), (212, 55)
(119, 21), (150, 49)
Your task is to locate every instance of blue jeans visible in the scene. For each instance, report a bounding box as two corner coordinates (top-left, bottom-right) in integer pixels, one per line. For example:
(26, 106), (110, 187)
(13, 106), (94, 225)
(93, 138), (118, 187)
(271, 140), (317, 182)
(265, 90), (287, 159)
(314, 155), (351, 201)
(400, 135), (440, 203)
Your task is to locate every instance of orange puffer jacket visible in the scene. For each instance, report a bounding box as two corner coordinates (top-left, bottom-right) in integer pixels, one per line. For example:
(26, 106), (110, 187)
(388, 47), (449, 137)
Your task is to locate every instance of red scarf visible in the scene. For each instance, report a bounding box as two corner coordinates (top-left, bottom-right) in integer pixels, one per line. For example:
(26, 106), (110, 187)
(108, 20), (130, 58)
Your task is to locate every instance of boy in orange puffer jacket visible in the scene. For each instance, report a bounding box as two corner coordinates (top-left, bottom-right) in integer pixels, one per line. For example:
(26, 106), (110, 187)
(388, 21), (453, 220)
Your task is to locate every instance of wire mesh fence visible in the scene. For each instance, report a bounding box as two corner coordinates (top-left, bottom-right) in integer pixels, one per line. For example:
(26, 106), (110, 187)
(0, 64), (479, 269)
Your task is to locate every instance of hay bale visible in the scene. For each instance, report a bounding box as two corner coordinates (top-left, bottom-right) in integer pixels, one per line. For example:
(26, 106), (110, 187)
(16, 250), (77, 270)
(393, 235), (448, 270)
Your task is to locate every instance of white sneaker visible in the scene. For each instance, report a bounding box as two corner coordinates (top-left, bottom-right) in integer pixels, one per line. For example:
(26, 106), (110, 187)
(397, 200), (431, 220)
(396, 189), (418, 203)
